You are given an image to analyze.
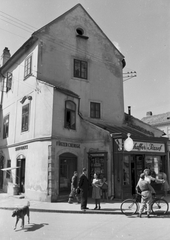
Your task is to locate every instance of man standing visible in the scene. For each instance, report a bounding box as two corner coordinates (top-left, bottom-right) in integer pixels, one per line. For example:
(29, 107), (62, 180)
(68, 171), (80, 204)
(136, 173), (153, 218)
(78, 168), (89, 210)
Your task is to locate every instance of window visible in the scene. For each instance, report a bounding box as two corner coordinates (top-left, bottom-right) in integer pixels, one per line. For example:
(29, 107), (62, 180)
(167, 126), (170, 139)
(6, 160), (11, 179)
(90, 102), (101, 119)
(6, 72), (12, 92)
(123, 156), (130, 185)
(65, 101), (76, 130)
(3, 115), (9, 139)
(74, 59), (87, 79)
(24, 55), (32, 78)
(21, 104), (29, 132)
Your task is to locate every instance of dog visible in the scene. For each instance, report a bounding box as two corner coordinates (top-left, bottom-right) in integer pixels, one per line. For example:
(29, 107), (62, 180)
(12, 201), (30, 230)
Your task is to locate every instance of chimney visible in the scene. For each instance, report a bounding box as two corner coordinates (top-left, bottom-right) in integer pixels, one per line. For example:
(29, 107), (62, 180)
(2, 47), (11, 65)
(128, 106), (131, 115)
(146, 111), (152, 116)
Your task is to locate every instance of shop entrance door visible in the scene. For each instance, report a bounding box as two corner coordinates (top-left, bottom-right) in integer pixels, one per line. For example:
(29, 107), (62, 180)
(131, 155), (144, 195)
(88, 152), (107, 197)
(59, 153), (77, 195)
(16, 156), (26, 193)
(122, 155), (132, 199)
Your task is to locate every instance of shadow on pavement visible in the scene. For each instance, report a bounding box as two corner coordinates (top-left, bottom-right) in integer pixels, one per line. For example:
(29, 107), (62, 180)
(127, 213), (170, 219)
(23, 223), (49, 232)
(98, 208), (120, 212)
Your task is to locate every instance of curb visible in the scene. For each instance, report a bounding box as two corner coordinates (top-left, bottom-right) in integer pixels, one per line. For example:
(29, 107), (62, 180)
(0, 206), (122, 215)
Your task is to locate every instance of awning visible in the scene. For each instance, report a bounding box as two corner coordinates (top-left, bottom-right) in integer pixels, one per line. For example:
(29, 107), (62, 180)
(1, 167), (20, 171)
(88, 121), (167, 141)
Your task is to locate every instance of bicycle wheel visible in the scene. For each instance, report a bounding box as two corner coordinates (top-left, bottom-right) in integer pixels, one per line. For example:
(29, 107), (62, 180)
(151, 198), (169, 215)
(120, 199), (138, 215)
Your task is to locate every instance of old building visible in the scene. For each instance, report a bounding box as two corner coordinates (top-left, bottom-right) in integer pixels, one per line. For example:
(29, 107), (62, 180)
(142, 111), (170, 139)
(0, 4), (168, 201)
(0, 4), (125, 201)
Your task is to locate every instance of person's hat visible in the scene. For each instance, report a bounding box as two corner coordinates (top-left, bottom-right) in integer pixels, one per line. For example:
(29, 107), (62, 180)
(82, 168), (86, 172)
(144, 169), (149, 172)
(74, 171), (77, 174)
(140, 173), (145, 179)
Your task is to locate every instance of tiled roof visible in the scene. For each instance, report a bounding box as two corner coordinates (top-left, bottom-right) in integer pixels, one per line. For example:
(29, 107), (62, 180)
(141, 112), (170, 126)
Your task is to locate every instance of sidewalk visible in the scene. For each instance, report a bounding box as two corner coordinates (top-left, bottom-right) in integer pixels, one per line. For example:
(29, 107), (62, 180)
(0, 193), (170, 215)
(0, 193), (122, 215)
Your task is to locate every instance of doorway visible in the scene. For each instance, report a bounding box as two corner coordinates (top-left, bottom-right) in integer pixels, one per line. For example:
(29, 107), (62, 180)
(59, 153), (77, 195)
(0, 155), (4, 189)
(16, 155), (26, 193)
(131, 155), (144, 195)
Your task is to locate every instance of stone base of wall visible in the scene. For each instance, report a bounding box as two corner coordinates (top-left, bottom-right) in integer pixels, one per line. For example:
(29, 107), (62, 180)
(25, 189), (60, 202)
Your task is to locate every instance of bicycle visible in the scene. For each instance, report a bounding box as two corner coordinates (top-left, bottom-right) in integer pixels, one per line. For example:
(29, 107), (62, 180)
(120, 193), (169, 216)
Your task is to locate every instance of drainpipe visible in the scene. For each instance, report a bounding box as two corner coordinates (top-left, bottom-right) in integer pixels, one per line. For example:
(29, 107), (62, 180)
(77, 97), (83, 118)
(0, 72), (5, 106)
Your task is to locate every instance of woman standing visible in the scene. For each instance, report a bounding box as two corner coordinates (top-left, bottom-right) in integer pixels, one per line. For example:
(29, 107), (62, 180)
(159, 170), (170, 196)
(92, 173), (102, 210)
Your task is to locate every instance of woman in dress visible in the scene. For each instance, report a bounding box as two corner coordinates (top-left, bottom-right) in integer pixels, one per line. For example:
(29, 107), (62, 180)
(92, 173), (102, 210)
(143, 169), (165, 194)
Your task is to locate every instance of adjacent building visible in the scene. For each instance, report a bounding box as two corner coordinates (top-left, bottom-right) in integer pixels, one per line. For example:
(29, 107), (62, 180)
(142, 111), (170, 139)
(0, 4), (168, 201)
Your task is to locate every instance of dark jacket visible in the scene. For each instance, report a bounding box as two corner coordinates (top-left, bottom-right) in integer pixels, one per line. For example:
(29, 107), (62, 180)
(78, 173), (89, 193)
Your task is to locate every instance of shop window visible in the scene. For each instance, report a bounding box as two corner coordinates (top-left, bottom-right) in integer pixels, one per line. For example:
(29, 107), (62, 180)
(21, 104), (29, 132)
(90, 102), (101, 119)
(145, 156), (162, 177)
(167, 126), (170, 139)
(6, 160), (11, 179)
(88, 153), (107, 184)
(74, 59), (88, 79)
(24, 55), (32, 79)
(3, 115), (9, 139)
(64, 101), (76, 130)
(123, 156), (130, 185)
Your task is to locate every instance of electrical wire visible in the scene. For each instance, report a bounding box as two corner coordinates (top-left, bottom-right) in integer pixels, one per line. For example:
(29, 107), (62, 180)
(0, 10), (125, 68)
(0, 9), (137, 86)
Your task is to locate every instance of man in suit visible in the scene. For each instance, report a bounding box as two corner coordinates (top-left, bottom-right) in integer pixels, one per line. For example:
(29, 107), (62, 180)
(78, 168), (89, 210)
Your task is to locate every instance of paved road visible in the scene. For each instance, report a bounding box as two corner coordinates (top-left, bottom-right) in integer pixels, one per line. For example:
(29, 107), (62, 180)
(1, 209), (170, 240)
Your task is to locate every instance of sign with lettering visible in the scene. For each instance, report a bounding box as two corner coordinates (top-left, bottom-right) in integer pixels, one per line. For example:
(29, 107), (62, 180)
(15, 145), (28, 151)
(131, 142), (165, 153)
(56, 141), (80, 148)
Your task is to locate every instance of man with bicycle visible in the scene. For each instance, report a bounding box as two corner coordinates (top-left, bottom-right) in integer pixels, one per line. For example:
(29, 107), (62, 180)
(136, 173), (153, 218)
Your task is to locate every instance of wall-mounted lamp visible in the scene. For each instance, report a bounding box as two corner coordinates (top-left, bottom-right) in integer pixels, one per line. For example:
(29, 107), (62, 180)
(20, 95), (32, 104)
(124, 133), (134, 152)
(20, 96), (27, 104)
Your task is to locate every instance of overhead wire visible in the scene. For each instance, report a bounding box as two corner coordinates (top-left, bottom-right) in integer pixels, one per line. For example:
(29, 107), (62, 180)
(0, 10), (126, 70)
(0, 10), (37, 31)
(0, 27), (27, 39)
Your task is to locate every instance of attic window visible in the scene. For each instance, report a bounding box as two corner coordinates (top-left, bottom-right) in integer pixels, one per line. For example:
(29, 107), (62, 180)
(76, 28), (89, 40)
(76, 28), (84, 36)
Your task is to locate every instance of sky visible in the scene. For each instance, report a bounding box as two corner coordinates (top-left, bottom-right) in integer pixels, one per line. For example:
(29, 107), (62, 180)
(0, 0), (169, 120)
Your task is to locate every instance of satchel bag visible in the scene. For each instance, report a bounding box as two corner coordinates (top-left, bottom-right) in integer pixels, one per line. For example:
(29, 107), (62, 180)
(101, 182), (108, 190)
(76, 187), (80, 194)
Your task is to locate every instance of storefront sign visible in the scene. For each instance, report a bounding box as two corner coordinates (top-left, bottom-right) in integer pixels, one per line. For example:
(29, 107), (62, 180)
(56, 141), (80, 148)
(132, 142), (165, 153)
(15, 145), (28, 151)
